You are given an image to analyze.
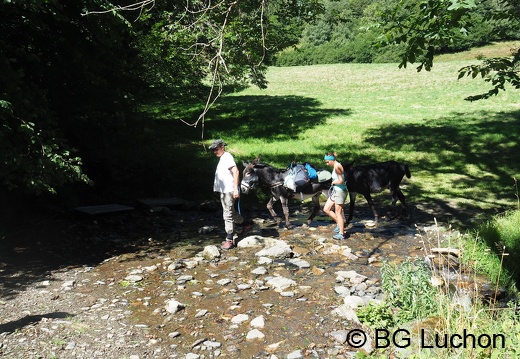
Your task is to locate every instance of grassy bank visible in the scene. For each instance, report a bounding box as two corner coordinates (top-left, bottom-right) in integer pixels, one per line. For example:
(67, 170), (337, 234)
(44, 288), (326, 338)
(467, 207), (520, 289)
(356, 208), (520, 359)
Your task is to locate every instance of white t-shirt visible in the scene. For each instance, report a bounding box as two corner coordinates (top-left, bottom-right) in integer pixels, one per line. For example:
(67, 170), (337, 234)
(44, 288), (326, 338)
(213, 151), (236, 193)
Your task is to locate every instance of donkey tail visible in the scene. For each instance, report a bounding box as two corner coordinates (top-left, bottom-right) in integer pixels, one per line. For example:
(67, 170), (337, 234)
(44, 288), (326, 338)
(404, 164), (411, 178)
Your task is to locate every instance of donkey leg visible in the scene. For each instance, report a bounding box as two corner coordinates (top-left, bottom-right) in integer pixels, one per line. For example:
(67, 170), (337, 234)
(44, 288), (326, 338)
(387, 187), (399, 219)
(396, 188), (407, 216)
(347, 192), (357, 224)
(388, 184), (407, 218)
(307, 194), (321, 225)
(364, 193), (379, 223)
(280, 197), (291, 229)
(266, 197), (280, 223)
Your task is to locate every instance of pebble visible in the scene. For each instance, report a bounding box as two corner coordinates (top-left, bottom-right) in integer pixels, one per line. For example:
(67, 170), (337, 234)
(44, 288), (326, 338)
(194, 309), (208, 317)
(287, 349), (304, 358)
(250, 315), (265, 328)
(231, 314), (249, 324)
(330, 330), (348, 344)
(125, 275), (143, 283)
(252, 266), (268, 275)
(246, 329), (265, 340)
(164, 299), (184, 314)
(280, 291), (295, 297)
(216, 278), (231, 286)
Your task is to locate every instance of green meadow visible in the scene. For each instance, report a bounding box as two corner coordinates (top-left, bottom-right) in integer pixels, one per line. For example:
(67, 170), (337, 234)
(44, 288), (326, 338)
(138, 42), (520, 229)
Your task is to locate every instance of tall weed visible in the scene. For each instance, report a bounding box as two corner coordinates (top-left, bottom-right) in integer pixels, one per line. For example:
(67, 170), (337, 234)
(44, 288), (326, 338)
(380, 258), (440, 324)
(467, 209), (520, 291)
(359, 220), (520, 358)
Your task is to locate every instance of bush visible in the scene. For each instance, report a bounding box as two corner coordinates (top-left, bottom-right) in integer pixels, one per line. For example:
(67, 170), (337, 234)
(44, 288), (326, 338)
(356, 302), (395, 329)
(381, 258), (440, 324)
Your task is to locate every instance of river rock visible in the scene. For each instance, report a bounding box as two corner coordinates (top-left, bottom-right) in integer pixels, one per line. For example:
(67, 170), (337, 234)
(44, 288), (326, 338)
(343, 295), (372, 308)
(288, 258), (310, 268)
(231, 314), (249, 324)
(332, 305), (360, 323)
(266, 276), (297, 292)
(252, 266), (268, 275)
(256, 244), (293, 259)
(250, 315), (265, 328)
(336, 270), (367, 284)
(246, 329), (265, 340)
(237, 235), (283, 248)
(329, 330), (348, 344)
(165, 299), (185, 314)
(124, 275), (143, 283)
(201, 245), (221, 260)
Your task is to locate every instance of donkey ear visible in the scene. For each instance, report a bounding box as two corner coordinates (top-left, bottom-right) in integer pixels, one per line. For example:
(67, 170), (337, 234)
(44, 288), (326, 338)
(242, 161), (249, 167)
(253, 155), (261, 164)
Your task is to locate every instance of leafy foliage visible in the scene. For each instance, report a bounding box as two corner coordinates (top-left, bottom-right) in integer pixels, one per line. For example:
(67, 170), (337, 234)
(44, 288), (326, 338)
(0, 0), (130, 193)
(380, 0), (520, 100)
(380, 0), (478, 71)
(356, 302), (396, 329)
(1, 0), (323, 197)
(0, 104), (88, 194)
(459, 49), (520, 100)
(381, 258), (440, 324)
(130, 0), (324, 125)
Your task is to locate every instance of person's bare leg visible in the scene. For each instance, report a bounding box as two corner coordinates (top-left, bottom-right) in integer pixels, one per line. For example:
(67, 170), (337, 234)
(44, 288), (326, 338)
(336, 204), (344, 234)
(323, 198), (338, 223)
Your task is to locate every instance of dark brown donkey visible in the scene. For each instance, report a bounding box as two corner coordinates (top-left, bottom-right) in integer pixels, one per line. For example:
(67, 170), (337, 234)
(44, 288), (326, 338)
(344, 160), (411, 224)
(241, 157), (331, 228)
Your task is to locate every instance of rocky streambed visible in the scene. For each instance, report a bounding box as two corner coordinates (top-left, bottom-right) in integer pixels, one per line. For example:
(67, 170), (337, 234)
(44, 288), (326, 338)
(0, 201), (494, 358)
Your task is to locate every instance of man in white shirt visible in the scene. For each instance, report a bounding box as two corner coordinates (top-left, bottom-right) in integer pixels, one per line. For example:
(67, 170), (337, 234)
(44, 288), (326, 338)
(209, 139), (242, 250)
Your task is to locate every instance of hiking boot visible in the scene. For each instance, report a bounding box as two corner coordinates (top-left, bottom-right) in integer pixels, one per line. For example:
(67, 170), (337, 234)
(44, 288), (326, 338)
(332, 233), (345, 240)
(333, 225), (340, 233)
(221, 240), (235, 250)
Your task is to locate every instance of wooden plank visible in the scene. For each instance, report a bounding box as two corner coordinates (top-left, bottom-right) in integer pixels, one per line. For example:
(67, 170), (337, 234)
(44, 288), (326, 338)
(136, 198), (185, 208)
(74, 204), (135, 216)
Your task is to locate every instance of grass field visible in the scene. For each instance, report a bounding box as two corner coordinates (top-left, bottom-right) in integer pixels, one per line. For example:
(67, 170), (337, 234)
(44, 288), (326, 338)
(137, 42), (520, 229)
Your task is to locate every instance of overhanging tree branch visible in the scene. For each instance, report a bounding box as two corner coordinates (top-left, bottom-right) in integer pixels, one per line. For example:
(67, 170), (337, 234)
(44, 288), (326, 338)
(380, 0), (520, 100)
(83, 0), (271, 141)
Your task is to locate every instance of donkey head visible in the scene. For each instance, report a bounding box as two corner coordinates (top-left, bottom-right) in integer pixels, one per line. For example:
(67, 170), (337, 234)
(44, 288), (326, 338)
(241, 161), (259, 194)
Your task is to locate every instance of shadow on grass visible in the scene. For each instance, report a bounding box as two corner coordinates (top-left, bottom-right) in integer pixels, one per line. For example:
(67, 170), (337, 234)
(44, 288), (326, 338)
(117, 94), (351, 199)
(356, 110), (519, 228)
(207, 95), (350, 140)
(139, 94), (349, 140)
